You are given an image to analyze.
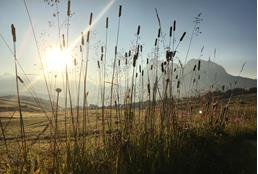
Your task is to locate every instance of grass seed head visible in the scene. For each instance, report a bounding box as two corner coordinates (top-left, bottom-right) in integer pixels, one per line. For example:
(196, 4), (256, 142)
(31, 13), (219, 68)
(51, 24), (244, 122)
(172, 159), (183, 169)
(17, 76), (24, 83)
(161, 63), (164, 73)
(81, 32), (84, 45)
(106, 17), (109, 29)
(147, 83), (150, 94)
(137, 25), (140, 35)
(97, 61), (100, 69)
(89, 13), (93, 25)
(87, 31), (90, 43)
(133, 54), (137, 67)
(177, 80), (180, 88)
(74, 58), (77, 66)
(62, 34), (65, 47)
(180, 32), (186, 42)
(67, 0), (71, 16)
(11, 24), (16, 42)
(193, 65), (196, 71)
(197, 60), (201, 71)
(56, 88), (62, 93)
(119, 5), (122, 17)
(166, 50), (172, 61)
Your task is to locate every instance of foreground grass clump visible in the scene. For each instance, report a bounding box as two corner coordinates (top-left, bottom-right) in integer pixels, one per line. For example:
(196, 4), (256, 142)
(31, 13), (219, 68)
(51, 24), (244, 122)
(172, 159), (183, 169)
(41, 125), (255, 174)
(1, 93), (256, 174)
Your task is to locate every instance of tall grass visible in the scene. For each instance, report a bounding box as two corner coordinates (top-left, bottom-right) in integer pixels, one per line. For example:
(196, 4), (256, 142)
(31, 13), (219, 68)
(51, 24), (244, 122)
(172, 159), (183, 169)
(11, 24), (27, 172)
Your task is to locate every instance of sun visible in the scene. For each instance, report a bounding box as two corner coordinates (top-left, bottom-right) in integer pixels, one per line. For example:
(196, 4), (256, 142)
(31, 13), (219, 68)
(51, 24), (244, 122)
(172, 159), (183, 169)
(45, 47), (72, 71)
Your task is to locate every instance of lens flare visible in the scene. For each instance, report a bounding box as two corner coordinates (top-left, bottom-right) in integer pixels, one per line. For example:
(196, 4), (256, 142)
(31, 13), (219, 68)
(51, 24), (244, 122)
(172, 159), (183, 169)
(45, 48), (71, 71)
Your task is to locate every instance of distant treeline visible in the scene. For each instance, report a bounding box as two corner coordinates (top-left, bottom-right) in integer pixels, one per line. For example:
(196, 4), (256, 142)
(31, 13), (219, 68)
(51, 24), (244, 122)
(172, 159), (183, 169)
(213, 87), (256, 98)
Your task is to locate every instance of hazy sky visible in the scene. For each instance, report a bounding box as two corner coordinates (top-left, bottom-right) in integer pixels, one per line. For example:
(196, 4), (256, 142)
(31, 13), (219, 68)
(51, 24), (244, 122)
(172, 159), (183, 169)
(0, 0), (256, 80)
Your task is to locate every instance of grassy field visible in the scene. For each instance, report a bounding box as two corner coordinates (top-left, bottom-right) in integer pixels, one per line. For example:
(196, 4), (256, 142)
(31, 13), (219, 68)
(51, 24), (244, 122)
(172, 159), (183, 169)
(0, 92), (256, 174)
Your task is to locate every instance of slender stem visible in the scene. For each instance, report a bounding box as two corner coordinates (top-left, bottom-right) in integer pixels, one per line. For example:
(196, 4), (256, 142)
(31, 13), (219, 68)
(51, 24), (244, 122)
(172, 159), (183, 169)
(110, 14), (121, 131)
(12, 28), (27, 167)
(101, 20), (108, 144)
(76, 46), (83, 136)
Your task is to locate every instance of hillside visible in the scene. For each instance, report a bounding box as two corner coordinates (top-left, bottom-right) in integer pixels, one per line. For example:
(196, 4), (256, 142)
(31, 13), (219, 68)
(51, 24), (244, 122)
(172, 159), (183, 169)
(0, 95), (54, 112)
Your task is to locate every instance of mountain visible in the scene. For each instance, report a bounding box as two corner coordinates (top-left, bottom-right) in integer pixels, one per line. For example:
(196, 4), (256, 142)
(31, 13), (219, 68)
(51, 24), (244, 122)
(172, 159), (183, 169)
(177, 59), (256, 96)
(142, 58), (256, 97)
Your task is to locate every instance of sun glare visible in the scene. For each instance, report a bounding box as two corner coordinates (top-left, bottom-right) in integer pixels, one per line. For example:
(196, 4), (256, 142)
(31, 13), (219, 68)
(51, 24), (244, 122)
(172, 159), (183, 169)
(45, 47), (72, 71)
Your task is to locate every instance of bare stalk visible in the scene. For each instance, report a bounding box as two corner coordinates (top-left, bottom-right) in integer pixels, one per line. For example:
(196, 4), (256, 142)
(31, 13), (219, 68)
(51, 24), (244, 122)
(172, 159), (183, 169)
(82, 13), (93, 147)
(110, 5), (122, 131)
(11, 24), (27, 169)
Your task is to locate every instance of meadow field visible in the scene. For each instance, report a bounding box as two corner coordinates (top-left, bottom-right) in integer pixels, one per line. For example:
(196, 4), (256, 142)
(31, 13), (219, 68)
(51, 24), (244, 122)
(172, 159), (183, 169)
(0, 91), (256, 173)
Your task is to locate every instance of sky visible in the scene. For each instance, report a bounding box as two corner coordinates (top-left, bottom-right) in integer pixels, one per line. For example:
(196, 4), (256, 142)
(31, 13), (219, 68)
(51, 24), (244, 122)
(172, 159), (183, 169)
(0, 0), (256, 82)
